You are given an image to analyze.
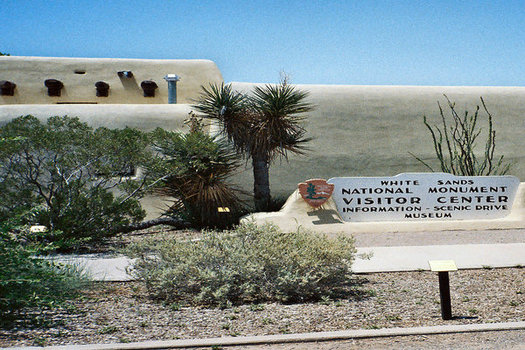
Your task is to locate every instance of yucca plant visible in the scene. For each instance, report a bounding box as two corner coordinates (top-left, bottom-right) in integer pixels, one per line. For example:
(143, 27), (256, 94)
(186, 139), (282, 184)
(193, 78), (315, 211)
(411, 95), (511, 176)
(151, 115), (245, 229)
(192, 83), (251, 153)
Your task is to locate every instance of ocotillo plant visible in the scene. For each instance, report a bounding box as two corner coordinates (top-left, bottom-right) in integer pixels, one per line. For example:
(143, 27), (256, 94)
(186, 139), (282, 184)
(411, 95), (511, 176)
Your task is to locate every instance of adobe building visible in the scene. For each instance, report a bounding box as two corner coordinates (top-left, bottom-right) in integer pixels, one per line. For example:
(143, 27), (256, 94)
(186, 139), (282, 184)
(0, 56), (222, 130)
(1, 56), (524, 218)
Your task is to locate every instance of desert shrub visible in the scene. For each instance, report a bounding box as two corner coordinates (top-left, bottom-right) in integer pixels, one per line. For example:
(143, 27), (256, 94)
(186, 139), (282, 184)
(150, 114), (245, 229)
(126, 222), (356, 306)
(0, 115), (151, 251)
(412, 96), (511, 176)
(0, 220), (89, 327)
(194, 77), (315, 212)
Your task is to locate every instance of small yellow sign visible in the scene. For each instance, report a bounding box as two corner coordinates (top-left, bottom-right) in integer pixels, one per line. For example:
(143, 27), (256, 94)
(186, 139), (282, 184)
(428, 260), (458, 272)
(30, 225), (47, 233)
(217, 207), (230, 213)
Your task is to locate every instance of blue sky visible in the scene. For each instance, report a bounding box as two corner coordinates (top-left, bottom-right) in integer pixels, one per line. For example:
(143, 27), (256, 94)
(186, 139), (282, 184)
(2, 0), (525, 86)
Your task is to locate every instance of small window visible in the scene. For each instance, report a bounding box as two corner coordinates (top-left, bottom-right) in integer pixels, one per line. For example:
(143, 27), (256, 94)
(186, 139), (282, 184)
(141, 80), (158, 97)
(95, 81), (110, 97)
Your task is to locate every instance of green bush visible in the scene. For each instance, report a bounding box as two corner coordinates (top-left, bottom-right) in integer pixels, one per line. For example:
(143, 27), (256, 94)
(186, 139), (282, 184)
(0, 115), (151, 251)
(126, 223), (356, 306)
(150, 114), (245, 229)
(0, 221), (89, 327)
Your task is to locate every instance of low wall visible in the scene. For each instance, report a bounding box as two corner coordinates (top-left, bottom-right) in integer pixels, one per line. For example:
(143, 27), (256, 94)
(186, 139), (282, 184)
(0, 56), (222, 105)
(244, 183), (525, 234)
(231, 83), (525, 198)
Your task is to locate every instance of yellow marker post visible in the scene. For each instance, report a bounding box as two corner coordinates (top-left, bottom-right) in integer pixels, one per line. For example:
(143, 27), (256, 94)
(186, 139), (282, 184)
(429, 260), (457, 320)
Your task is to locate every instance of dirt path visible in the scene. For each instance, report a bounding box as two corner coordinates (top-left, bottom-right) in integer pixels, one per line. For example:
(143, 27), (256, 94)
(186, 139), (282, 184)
(351, 228), (525, 247)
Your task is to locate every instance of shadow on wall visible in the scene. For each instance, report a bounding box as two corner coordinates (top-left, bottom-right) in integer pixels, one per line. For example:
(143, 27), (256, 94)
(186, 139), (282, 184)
(307, 209), (343, 225)
(119, 75), (141, 95)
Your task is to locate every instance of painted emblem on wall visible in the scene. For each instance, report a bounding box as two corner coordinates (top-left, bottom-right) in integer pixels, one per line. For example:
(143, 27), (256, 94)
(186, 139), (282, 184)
(298, 179), (334, 208)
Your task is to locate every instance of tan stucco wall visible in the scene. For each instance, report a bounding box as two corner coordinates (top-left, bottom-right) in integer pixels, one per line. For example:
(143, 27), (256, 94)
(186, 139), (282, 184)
(230, 83), (525, 198)
(0, 56), (222, 105)
(0, 104), (192, 130)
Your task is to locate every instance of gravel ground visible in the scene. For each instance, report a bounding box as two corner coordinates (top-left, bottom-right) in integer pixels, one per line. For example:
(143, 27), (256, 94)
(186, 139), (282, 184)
(1, 267), (523, 348)
(1, 228), (524, 348)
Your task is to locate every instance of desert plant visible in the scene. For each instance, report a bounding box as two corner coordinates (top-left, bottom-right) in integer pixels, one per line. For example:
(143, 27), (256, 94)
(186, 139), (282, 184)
(0, 115), (152, 250)
(150, 114), (245, 229)
(126, 222), (356, 306)
(0, 220), (89, 327)
(411, 95), (511, 176)
(193, 77), (315, 212)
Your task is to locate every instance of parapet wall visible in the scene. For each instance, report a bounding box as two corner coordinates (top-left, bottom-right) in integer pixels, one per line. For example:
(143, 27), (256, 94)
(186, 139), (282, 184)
(0, 56), (222, 105)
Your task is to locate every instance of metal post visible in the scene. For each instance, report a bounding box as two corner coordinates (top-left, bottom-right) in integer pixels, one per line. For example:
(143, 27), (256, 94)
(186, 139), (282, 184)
(164, 74), (180, 104)
(438, 271), (452, 320)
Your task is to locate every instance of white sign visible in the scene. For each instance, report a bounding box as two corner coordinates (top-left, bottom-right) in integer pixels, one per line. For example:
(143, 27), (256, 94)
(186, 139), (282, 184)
(328, 173), (520, 222)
